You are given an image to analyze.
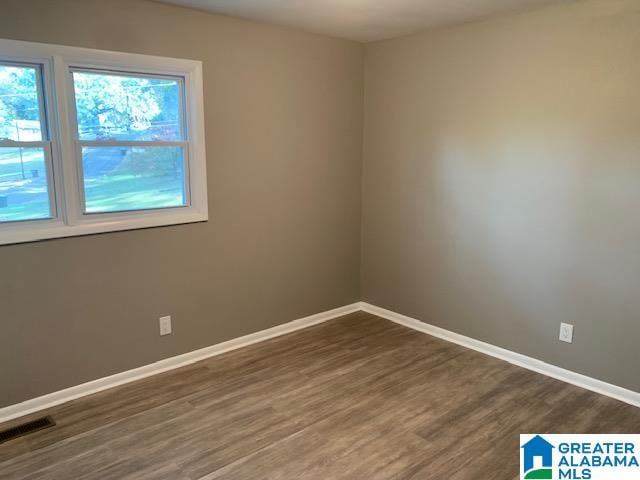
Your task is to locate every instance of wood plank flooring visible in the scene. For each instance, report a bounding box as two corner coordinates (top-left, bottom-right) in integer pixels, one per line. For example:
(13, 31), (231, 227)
(1, 311), (639, 479)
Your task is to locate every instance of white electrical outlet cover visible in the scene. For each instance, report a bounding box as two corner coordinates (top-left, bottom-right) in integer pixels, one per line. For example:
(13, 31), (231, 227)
(559, 322), (573, 343)
(160, 316), (172, 336)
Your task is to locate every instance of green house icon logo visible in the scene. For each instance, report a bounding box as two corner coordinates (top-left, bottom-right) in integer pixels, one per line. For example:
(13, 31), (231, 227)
(521, 435), (554, 479)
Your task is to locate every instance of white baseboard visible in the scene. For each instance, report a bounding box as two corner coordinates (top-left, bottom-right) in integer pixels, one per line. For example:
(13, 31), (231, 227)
(3, 301), (637, 424)
(360, 302), (640, 409)
(0, 303), (361, 423)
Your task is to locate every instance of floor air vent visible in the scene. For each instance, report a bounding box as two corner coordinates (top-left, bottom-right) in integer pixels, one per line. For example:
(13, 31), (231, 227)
(0, 416), (56, 444)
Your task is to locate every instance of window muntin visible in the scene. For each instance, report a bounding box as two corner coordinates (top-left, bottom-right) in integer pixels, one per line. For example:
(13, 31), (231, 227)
(0, 62), (54, 223)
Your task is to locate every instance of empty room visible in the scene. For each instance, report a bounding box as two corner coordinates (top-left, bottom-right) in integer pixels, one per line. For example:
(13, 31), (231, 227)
(0, 0), (639, 478)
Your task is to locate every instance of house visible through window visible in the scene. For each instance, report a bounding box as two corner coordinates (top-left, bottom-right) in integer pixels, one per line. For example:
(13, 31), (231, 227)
(0, 39), (207, 245)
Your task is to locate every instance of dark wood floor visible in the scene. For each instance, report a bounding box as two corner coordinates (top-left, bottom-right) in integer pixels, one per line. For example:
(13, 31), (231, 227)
(1, 311), (639, 479)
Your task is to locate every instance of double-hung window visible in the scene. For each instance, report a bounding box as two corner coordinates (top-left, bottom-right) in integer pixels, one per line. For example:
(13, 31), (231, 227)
(0, 39), (207, 245)
(0, 62), (54, 222)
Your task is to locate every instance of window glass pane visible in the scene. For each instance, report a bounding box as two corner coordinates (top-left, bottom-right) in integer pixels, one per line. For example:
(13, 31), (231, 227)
(0, 64), (43, 141)
(72, 71), (183, 141)
(0, 147), (51, 222)
(82, 146), (186, 213)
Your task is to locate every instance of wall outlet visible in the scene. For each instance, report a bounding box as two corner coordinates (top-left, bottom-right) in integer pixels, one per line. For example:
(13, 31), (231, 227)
(559, 322), (573, 343)
(159, 316), (172, 336)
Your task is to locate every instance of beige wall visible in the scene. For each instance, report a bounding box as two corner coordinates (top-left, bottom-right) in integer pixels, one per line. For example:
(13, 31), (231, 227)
(362, 0), (640, 392)
(2, 0), (639, 408)
(0, 0), (364, 407)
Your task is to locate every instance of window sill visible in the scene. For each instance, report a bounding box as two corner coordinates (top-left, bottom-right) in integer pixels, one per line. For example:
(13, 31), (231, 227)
(0, 209), (208, 246)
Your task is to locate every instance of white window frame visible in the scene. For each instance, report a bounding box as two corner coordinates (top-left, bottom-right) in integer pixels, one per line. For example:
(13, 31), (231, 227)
(0, 38), (207, 245)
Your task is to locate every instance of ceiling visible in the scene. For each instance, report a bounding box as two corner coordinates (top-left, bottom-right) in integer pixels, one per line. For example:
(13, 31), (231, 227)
(155, 0), (562, 42)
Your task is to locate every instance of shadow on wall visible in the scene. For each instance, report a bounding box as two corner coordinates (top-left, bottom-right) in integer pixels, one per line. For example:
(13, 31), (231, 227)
(425, 109), (640, 355)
